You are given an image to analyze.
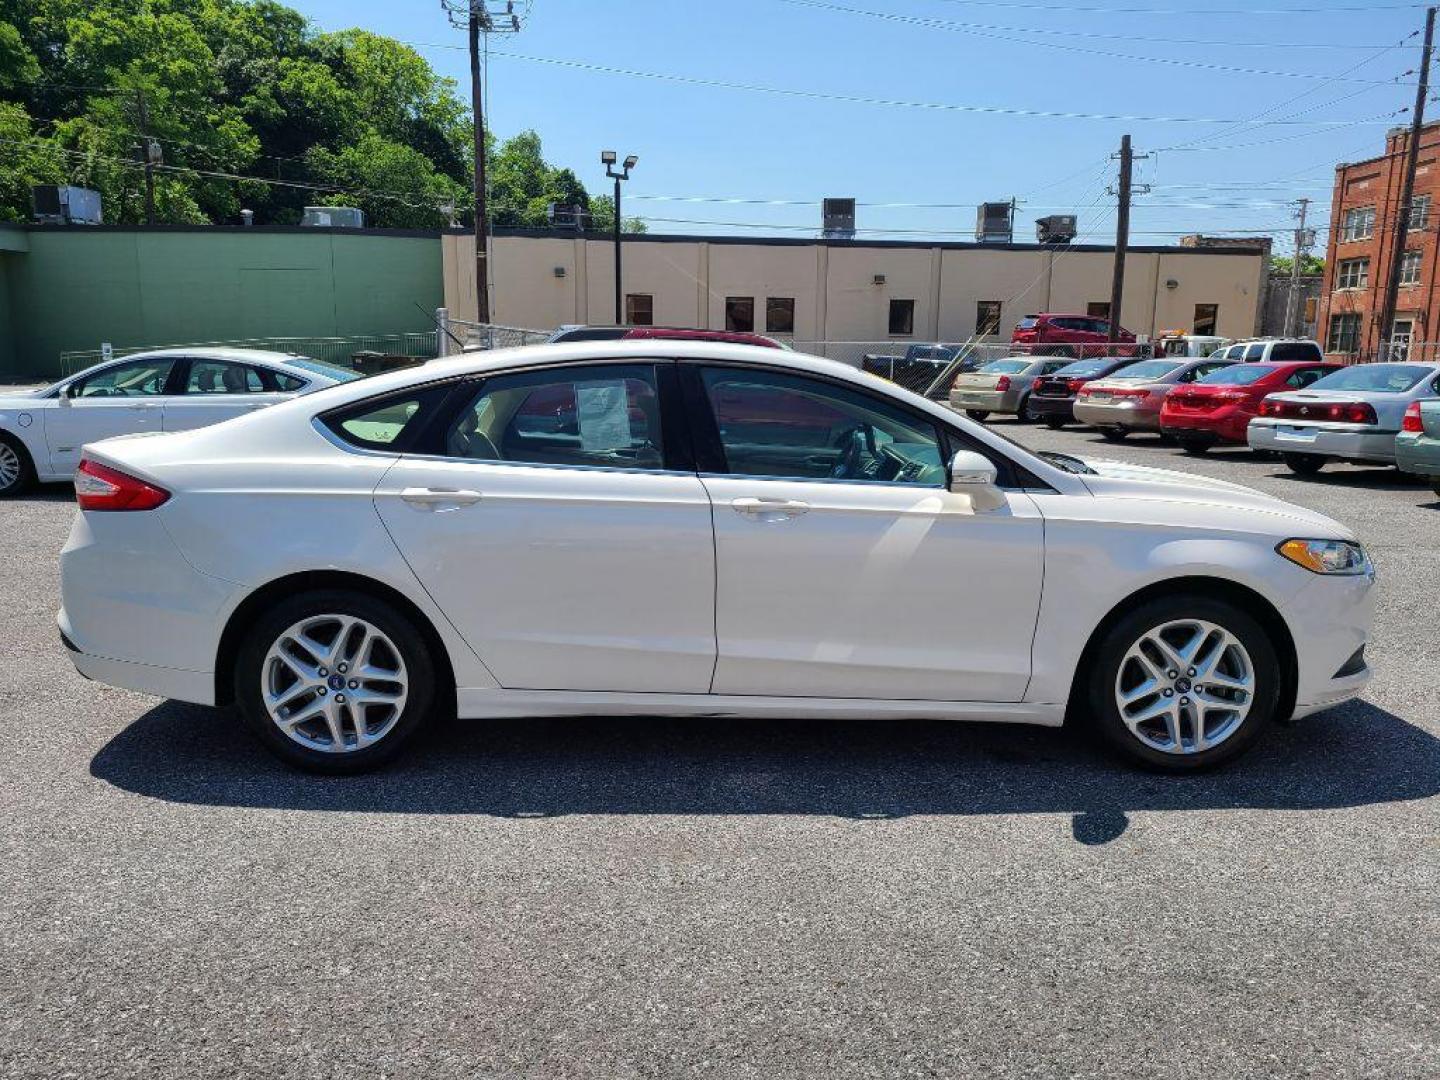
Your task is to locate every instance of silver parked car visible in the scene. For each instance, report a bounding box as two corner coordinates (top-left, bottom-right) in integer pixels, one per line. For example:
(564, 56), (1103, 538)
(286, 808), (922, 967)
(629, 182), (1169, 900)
(1247, 361), (1440, 474)
(949, 356), (1073, 421)
(1073, 354), (1238, 440)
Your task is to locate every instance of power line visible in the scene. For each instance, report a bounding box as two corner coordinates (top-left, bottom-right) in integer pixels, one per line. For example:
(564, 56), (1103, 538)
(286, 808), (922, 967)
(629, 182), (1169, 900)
(929, 0), (1425, 14)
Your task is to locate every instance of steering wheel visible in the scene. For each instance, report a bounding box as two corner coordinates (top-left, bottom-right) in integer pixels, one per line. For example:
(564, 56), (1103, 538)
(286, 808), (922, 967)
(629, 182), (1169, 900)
(829, 424), (876, 479)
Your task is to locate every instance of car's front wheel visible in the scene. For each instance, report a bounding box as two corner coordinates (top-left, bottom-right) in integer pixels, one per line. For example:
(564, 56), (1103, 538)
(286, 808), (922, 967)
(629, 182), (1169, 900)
(1088, 595), (1280, 770)
(235, 589), (437, 773)
(1099, 427), (1128, 442)
(965, 409), (991, 422)
(1283, 453), (1326, 475)
(1177, 438), (1210, 455)
(0, 434), (36, 497)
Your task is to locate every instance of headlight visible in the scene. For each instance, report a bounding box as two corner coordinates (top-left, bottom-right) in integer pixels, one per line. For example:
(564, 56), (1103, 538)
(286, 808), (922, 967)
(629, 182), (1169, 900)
(1277, 538), (1370, 575)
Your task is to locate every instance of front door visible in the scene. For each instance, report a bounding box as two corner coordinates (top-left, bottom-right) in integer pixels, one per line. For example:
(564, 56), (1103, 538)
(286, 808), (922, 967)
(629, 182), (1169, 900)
(373, 361), (717, 693)
(689, 363), (1045, 702)
(44, 355), (179, 474)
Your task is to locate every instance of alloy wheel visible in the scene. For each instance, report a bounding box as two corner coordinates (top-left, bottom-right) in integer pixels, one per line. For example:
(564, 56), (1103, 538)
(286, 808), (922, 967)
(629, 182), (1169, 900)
(261, 614), (409, 753)
(1113, 618), (1254, 755)
(0, 442), (20, 490)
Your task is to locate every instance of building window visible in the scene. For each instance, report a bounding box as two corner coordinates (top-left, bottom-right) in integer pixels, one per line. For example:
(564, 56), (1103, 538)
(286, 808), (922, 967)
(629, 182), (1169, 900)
(1086, 301), (1111, 320)
(765, 297), (795, 334)
(1409, 194), (1432, 230)
(1341, 206), (1375, 242)
(976, 300), (1003, 336)
(725, 296), (755, 333)
(625, 293), (653, 326)
(1193, 304), (1219, 336)
(1327, 312), (1362, 353)
(1335, 257), (1369, 290)
(1400, 249), (1423, 286)
(1390, 318), (1415, 361)
(888, 298), (915, 336)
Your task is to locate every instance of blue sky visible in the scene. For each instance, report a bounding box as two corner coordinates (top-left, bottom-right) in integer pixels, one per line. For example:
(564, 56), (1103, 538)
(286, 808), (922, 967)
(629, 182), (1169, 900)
(288, 0), (1431, 254)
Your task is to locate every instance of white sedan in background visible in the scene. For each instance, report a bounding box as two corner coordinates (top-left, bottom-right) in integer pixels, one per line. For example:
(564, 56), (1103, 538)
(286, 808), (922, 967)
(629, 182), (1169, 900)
(59, 341), (1375, 774)
(0, 348), (360, 495)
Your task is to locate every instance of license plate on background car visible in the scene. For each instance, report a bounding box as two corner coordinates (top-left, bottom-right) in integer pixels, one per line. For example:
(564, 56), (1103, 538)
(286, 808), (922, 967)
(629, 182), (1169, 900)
(1277, 426), (1317, 441)
(1089, 393), (1111, 402)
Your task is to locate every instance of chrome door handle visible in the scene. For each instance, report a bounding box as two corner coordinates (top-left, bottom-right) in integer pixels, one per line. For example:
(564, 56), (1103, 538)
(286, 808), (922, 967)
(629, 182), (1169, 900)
(400, 487), (483, 509)
(731, 496), (810, 520)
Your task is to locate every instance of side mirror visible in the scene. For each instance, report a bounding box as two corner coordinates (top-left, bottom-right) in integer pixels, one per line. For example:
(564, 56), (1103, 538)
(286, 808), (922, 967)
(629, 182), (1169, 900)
(947, 449), (1006, 512)
(58, 387), (74, 406)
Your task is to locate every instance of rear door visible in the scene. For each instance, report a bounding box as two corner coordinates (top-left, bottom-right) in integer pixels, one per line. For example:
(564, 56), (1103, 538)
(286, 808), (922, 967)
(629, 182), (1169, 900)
(372, 360), (717, 693)
(162, 358), (292, 432)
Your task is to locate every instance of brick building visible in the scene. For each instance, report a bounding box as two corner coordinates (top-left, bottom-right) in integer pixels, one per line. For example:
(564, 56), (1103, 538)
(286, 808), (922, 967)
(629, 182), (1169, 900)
(1319, 122), (1440, 361)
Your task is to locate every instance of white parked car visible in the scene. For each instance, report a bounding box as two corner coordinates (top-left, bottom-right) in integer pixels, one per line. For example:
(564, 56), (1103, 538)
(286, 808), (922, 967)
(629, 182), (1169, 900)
(59, 342), (1375, 773)
(0, 348), (360, 495)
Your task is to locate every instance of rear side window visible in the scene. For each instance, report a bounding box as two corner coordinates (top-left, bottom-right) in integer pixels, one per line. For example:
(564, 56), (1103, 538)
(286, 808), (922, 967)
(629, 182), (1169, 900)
(185, 360), (266, 394)
(1243, 343), (1267, 361)
(1270, 342), (1322, 363)
(1015, 317), (1038, 330)
(321, 384), (454, 451)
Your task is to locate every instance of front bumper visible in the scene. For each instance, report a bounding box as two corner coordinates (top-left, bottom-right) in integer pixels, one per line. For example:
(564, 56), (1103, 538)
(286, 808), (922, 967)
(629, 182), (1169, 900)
(1247, 419), (1399, 463)
(1395, 430), (1440, 477)
(1286, 568), (1376, 719)
(1073, 398), (1162, 430)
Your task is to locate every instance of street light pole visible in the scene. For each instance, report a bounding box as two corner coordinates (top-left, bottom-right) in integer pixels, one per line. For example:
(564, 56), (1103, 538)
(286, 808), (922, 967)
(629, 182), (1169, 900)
(602, 151), (638, 325)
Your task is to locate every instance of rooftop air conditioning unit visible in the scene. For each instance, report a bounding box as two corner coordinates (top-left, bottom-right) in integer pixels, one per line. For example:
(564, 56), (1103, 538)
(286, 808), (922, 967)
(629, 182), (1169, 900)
(822, 197), (856, 239)
(975, 201), (1014, 244)
(547, 202), (590, 230)
(300, 206), (365, 228)
(1036, 214), (1078, 244)
(31, 185), (103, 225)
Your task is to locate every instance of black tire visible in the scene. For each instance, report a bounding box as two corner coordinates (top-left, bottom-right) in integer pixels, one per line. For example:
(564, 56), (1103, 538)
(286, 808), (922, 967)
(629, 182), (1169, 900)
(1432, 481), (1440, 498)
(1017, 394), (1035, 422)
(234, 589), (438, 774)
(1099, 427), (1128, 442)
(1043, 417), (1067, 430)
(965, 409), (991, 422)
(1087, 594), (1281, 771)
(1283, 453), (1325, 475)
(0, 433), (37, 497)
(1178, 438), (1210, 456)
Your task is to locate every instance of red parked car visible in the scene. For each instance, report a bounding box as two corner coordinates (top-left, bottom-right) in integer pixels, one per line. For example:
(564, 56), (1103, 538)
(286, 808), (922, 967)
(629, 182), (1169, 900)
(1159, 360), (1340, 452)
(1012, 313), (1138, 358)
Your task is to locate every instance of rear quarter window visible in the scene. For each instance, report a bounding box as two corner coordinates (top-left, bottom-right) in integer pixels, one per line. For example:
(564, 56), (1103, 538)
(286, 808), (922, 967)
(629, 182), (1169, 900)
(320, 384), (454, 451)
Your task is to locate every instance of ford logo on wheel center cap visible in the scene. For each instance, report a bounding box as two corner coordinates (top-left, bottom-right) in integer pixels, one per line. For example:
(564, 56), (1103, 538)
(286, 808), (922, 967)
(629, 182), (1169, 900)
(327, 674), (345, 690)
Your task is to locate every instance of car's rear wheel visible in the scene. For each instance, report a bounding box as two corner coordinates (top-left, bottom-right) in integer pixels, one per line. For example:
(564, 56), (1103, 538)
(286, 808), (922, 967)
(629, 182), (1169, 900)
(1017, 394), (1036, 422)
(1178, 438), (1210, 455)
(1088, 595), (1280, 770)
(1099, 427), (1128, 442)
(1044, 417), (1066, 430)
(1283, 453), (1325, 475)
(0, 434), (36, 497)
(965, 409), (991, 422)
(235, 589), (436, 773)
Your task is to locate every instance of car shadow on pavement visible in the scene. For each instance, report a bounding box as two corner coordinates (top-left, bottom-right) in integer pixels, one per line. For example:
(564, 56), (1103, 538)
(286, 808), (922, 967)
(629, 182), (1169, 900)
(90, 697), (1438, 844)
(8, 482), (74, 503)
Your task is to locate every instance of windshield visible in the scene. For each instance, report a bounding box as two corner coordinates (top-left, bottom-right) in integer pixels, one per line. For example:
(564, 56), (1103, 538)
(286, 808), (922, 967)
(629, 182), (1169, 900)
(978, 359), (1031, 374)
(1054, 360), (1111, 377)
(1109, 360), (1180, 380)
(1306, 363), (1433, 393)
(1198, 364), (1276, 385)
(285, 356), (364, 383)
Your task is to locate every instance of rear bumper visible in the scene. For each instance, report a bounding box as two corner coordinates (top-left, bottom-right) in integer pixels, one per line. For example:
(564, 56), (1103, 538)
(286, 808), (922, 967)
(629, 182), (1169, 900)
(1395, 431), (1440, 476)
(1073, 399), (1161, 430)
(1027, 396), (1076, 420)
(62, 622), (216, 705)
(949, 388), (1023, 413)
(1247, 420), (1398, 463)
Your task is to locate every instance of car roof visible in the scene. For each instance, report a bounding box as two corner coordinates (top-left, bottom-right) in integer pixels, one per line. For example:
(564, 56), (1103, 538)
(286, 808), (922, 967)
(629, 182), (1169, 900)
(101, 346), (315, 367)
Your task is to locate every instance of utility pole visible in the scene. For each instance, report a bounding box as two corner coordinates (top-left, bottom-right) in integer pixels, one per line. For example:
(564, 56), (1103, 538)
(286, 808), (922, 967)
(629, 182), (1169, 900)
(136, 90), (156, 225)
(1107, 134), (1148, 346)
(1378, 4), (1436, 360)
(1285, 197), (1313, 337)
(441, 2), (525, 326)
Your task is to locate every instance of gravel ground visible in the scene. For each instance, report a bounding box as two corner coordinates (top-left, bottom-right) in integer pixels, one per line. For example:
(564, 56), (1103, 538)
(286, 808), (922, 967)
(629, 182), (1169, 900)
(1, 418), (1436, 1079)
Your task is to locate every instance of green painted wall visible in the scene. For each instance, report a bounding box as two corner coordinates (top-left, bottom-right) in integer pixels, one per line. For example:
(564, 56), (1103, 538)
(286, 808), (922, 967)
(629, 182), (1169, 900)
(1, 228), (444, 378)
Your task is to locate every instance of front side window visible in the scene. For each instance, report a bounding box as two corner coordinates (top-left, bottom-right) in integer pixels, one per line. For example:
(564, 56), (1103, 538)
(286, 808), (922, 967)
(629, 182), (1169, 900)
(725, 297), (755, 333)
(976, 300), (1003, 336)
(185, 360), (265, 394)
(1335, 258), (1369, 290)
(70, 357), (175, 398)
(888, 299), (916, 336)
(445, 364), (663, 470)
(625, 293), (654, 326)
(1243, 342), (1267, 361)
(766, 297), (796, 334)
(1327, 313), (1362, 353)
(1193, 304), (1219, 336)
(1341, 206), (1375, 242)
(700, 366), (945, 485)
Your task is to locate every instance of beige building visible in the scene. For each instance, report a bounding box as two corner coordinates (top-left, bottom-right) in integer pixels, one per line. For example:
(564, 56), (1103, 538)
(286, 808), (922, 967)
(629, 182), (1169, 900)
(443, 229), (1266, 365)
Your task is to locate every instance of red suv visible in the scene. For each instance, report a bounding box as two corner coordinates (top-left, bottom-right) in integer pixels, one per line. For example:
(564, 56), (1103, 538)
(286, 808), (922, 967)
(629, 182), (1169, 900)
(1012, 314), (1137, 357)
(1159, 360), (1340, 452)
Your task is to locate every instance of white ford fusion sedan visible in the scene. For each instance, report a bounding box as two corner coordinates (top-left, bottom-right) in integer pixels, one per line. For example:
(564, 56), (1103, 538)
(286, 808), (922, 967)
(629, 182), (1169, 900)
(58, 341), (1375, 774)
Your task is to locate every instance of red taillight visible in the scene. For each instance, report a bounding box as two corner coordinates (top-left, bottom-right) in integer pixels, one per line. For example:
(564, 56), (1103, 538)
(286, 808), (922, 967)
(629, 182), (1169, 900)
(995, 375), (1011, 392)
(1258, 398), (1279, 417)
(74, 459), (170, 512)
(1066, 378), (1086, 393)
(1403, 401), (1424, 432)
(1111, 386), (1150, 399)
(1338, 401), (1377, 424)
(1032, 376), (1044, 390)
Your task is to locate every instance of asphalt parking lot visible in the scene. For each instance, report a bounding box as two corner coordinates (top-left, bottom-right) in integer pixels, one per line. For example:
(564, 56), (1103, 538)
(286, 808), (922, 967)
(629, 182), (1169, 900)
(1, 417), (1437, 1079)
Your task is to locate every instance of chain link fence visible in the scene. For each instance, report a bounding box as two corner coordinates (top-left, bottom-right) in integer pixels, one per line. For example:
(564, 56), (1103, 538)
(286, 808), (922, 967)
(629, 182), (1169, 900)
(437, 312), (551, 354)
(59, 331), (440, 378)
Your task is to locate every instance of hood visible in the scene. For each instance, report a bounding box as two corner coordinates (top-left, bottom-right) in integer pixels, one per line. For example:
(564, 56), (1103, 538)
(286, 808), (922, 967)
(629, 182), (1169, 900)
(0, 388), (46, 408)
(1075, 458), (1355, 539)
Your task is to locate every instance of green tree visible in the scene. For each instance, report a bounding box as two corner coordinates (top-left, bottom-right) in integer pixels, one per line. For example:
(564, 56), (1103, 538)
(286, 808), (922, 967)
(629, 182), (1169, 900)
(1272, 254), (1325, 276)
